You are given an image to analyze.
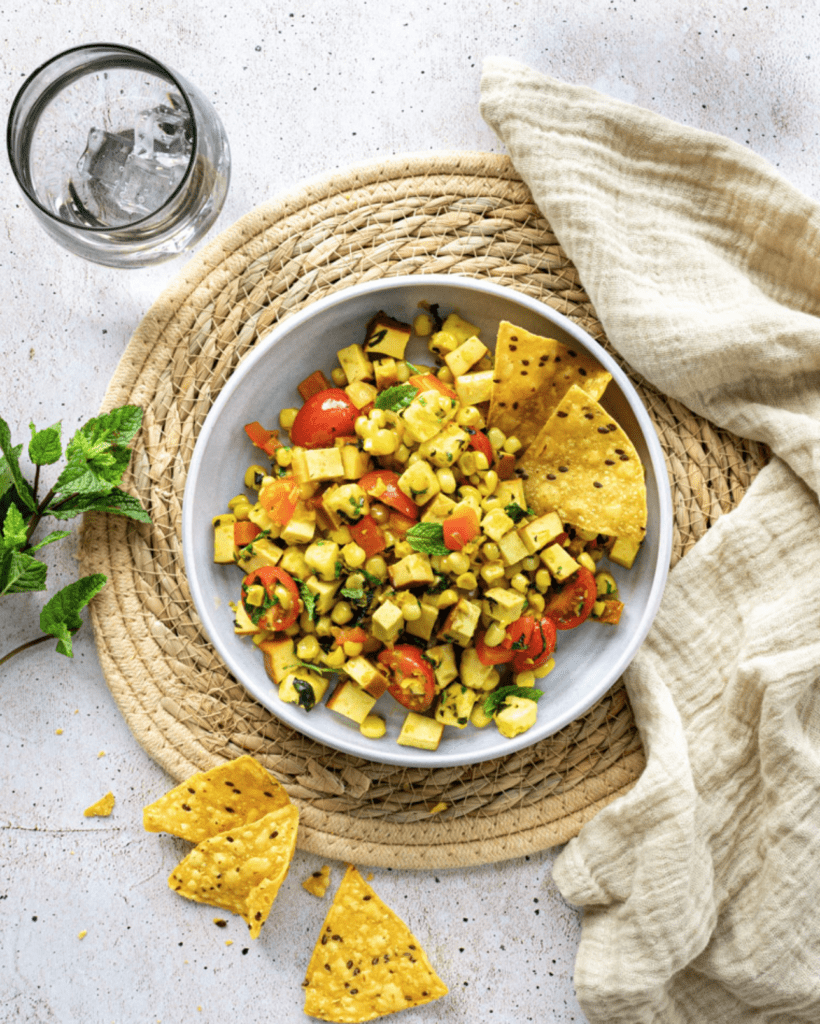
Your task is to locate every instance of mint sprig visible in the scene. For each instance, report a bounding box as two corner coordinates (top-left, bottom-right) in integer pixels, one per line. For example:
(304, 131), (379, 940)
(405, 521), (450, 557)
(0, 406), (150, 667)
(374, 384), (418, 412)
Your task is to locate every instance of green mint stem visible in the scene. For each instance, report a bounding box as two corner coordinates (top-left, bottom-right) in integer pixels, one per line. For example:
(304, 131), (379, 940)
(23, 486), (56, 547)
(0, 632), (53, 668)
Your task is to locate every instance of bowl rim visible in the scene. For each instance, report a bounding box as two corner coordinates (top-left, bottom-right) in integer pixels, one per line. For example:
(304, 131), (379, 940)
(182, 273), (673, 767)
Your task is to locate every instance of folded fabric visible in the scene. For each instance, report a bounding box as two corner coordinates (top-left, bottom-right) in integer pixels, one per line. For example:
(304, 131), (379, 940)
(481, 56), (820, 1024)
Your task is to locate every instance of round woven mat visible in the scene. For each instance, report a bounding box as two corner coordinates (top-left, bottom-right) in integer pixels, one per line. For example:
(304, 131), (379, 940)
(79, 151), (768, 869)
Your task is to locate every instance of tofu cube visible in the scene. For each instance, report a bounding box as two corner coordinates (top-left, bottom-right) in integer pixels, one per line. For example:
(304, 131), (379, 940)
(441, 312), (480, 345)
(518, 511), (564, 554)
(541, 543), (581, 581)
(325, 680), (378, 725)
(401, 390), (458, 443)
(363, 311), (412, 360)
(337, 441), (373, 480)
(454, 370), (494, 406)
(481, 507), (516, 543)
(304, 540), (341, 581)
(397, 712), (445, 751)
(280, 502), (317, 545)
(248, 502), (277, 533)
(259, 637), (298, 684)
(397, 460), (440, 506)
(421, 492), (457, 524)
(373, 357), (399, 390)
(279, 670), (330, 710)
(404, 602), (440, 641)
(324, 482), (369, 523)
(306, 575), (341, 615)
(388, 552), (435, 589)
(236, 537), (284, 573)
(371, 599), (404, 644)
(279, 545), (311, 580)
(444, 335), (488, 379)
(417, 423), (469, 468)
(609, 535), (642, 569)
(494, 694), (539, 738)
(459, 647), (501, 692)
(303, 446), (345, 482)
(495, 479), (527, 508)
(497, 529), (530, 566)
(427, 330), (459, 357)
(435, 682), (478, 729)
(233, 601), (260, 636)
(437, 598), (481, 647)
(337, 343), (374, 383)
(342, 656), (390, 698)
(484, 586), (526, 626)
(213, 514), (236, 563)
(426, 643), (459, 689)
(344, 380), (378, 410)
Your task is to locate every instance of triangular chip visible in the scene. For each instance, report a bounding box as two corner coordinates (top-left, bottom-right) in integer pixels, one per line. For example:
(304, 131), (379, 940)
(83, 791), (115, 817)
(302, 865), (448, 1022)
(488, 321), (612, 449)
(168, 803), (299, 938)
(143, 754), (290, 843)
(522, 385), (647, 540)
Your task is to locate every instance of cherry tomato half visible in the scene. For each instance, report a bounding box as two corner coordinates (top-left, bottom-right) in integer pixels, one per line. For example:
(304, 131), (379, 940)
(442, 507), (480, 550)
(349, 515), (387, 558)
(511, 616), (557, 673)
(475, 615), (536, 667)
(258, 477), (300, 525)
(466, 428), (494, 467)
(241, 566), (301, 632)
(233, 521), (262, 547)
(289, 389), (359, 449)
(378, 645), (436, 712)
(544, 567), (597, 630)
(358, 469), (418, 521)
(244, 421), (281, 457)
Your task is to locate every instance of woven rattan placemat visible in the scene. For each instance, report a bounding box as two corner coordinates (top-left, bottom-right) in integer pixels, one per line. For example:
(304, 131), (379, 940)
(79, 151), (768, 869)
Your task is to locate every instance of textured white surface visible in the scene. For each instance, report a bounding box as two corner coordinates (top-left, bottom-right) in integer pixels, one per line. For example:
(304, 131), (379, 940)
(1, 2), (818, 1022)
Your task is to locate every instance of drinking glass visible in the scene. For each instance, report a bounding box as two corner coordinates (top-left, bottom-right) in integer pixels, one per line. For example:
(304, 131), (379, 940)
(7, 43), (230, 268)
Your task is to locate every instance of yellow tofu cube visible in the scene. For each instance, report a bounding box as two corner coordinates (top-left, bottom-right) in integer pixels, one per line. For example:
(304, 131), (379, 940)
(304, 540), (341, 581)
(444, 336), (488, 379)
(541, 543), (580, 581)
(421, 492), (457, 524)
(279, 670), (330, 711)
(454, 370), (494, 406)
(401, 390), (458, 443)
(213, 515), (236, 564)
(497, 529), (530, 566)
(441, 312), (480, 344)
(494, 695), (539, 738)
(388, 552), (435, 589)
(344, 380), (378, 410)
(397, 712), (445, 751)
(303, 447), (345, 482)
(306, 575), (341, 615)
(363, 311), (412, 360)
(337, 441), (373, 480)
(404, 602), (439, 641)
(247, 502), (277, 533)
(325, 680), (378, 725)
(426, 643), (459, 689)
(484, 586), (526, 626)
(233, 601), (260, 636)
(342, 656), (390, 698)
(373, 357), (399, 390)
(481, 507), (516, 542)
(236, 537), (284, 573)
(279, 546), (311, 580)
(609, 535), (642, 569)
(518, 511), (564, 554)
(437, 598), (481, 647)
(337, 343), (374, 383)
(459, 647), (501, 692)
(435, 682), (478, 729)
(417, 423), (470, 469)
(324, 482), (369, 523)
(371, 599), (404, 644)
(397, 460), (440, 506)
(280, 503), (317, 546)
(260, 637), (297, 684)
(495, 480), (527, 508)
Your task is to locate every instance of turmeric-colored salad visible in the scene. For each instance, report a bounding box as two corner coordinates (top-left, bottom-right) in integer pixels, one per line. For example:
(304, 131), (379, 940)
(212, 305), (646, 751)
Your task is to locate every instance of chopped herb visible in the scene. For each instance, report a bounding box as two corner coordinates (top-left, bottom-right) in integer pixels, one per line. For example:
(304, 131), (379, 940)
(293, 577), (317, 621)
(374, 384), (418, 412)
(292, 677), (317, 711)
(295, 659), (336, 675)
(340, 586), (365, 601)
(504, 502), (532, 524)
(405, 360), (425, 376)
(405, 522), (450, 556)
(334, 559), (344, 579)
(483, 686), (544, 717)
(425, 570), (450, 595)
(360, 567), (383, 587)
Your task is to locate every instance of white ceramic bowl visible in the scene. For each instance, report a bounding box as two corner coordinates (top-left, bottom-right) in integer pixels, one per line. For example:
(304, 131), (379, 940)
(182, 275), (672, 767)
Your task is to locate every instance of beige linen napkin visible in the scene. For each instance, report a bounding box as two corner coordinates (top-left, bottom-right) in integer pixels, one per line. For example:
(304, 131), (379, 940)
(481, 57), (820, 1024)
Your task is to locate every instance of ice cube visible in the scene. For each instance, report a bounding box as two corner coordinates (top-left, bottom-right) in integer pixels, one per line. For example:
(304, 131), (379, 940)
(113, 152), (187, 217)
(133, 100), (192, 167)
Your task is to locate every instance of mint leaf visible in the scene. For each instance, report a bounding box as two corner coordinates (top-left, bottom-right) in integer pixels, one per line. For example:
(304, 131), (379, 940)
(295, 659), (335, 675)
(374, 384), (418, 412)
(0, 549), (48, 595)
(0, 419), (35, 511)
(72, 405), (143, 451)
(29, 422), (62, 466)
(405, 521), (450, 556)
(30, 530), (72, 552)
(359, 567), (383, 587)
(54, 444), (132, 496)
(505, 502), (528, 524)
(2, 504), (28, 551)
(39, 573), (107, 657)
(291, 676), (317, 712)
(340, 586), (365, 601)
(293, 577), (316, 621)
(483, 686), (544, 718)
(45, 488), (151, 523)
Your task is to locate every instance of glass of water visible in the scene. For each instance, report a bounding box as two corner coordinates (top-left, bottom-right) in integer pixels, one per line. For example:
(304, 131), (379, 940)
(7, 43), (230, 268)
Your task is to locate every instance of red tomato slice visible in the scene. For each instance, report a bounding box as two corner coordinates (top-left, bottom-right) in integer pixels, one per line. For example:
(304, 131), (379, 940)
(290, 389), (359, 449)
(358, 469), (418, 521)
(233, 521), (262, 547)
(475, 615), (536, 667)
(442, 507), (480, 550)
(241, 566), (301, 632)
(511, 616), (557, 673)
(333, 626), (368, 648)
(466, 428), (494, 467)
(258, 478), (300, 525)
(407, 373), (458, 402)
(378, 645), (436, 712)
(475, 632), (515, 666)
(544, 568), (597, 630)
(244, 421), (281, 457)
(349, 515), (387, 558)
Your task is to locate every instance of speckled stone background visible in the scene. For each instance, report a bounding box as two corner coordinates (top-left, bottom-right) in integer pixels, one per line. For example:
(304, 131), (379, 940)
(2, 3), (819, 1022)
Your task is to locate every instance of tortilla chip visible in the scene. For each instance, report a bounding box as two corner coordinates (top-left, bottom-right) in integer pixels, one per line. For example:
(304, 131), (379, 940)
(302, 865), (448, 1022)
(303, 865), (332, 898)
(168, 803), (299, 938)
(488, 321), (611, 449)
(143, 754), (290, 843)
(83, 791), (115, 817)
(522, 384), (647, 541)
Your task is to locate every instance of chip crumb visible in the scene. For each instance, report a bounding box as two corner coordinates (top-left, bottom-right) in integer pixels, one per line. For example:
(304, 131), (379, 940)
(97, 750), (106, 758)
(302, 864), (332, 898)
(55, 728), (63, 735)
(225, 939), (233, 946)
(78, 930), (87, 940)
(366, 872), (374, 881)
(429, 802), (448, 815)
(83, 792), (115, 818)
(213, 918), (227, 928)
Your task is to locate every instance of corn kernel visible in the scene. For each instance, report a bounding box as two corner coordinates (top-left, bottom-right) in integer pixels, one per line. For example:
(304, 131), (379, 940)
(437, 467), (457, 494)
(438, 589), (459, 607)
(480, 563), (506, 585)
(401, 599), (422, 622)
(297, 635), (321, 662)
(394, 444), (411, 463)
(484, 621), (507, 646)
(503, 436), (522, 454)
(456, 405), (482, 428)
(481, 542), (500, 562)
(437, 365), (455, 383)
(456, 571), (478, 590)
(577, 552), (597, 573)
(413, 312), (434, 336)
(458, 452), (477, 476)
(396, 362), (411, 382)
(342, 542), (367, 568)
(343, 641), (364, 657)
(360, 714), (386, 739)
(515, 670), (537, 687)
(331, 601), (354, 625)
(275, 447), (293, 467)
(444, 551), (471, 576)
(534, 657), (556, 678)
(474, 452), (490, 472)
(487, 427), (506, 450)
(315, 615), (334, 637)
(244, 464), (268, 489)
(510, 573), (529, 593)
(365, 556), (388, 580)
(528, 592), (545, 613)
(279, 408), (298, 431)
(535, 569), (551, 592)
(331, 367), (347, 386)
(323, 646), (346, 668)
